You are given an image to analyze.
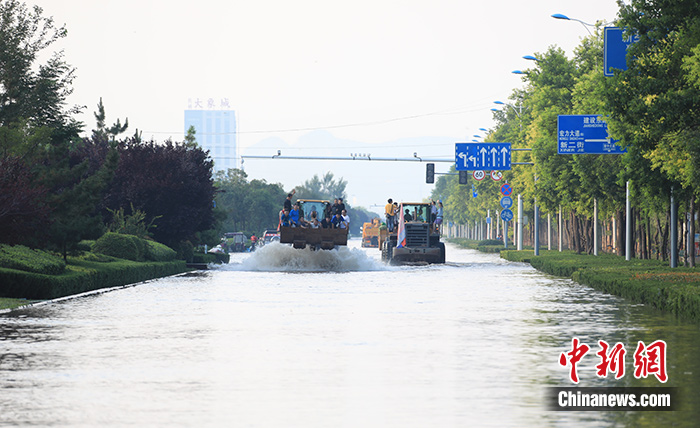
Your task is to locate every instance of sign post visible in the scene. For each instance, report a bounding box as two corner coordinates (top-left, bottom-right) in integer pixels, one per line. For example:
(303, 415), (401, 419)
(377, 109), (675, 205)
(455, 143), (511, 171)
(604, 27), (639, 77)
(557, 115), (626, 154)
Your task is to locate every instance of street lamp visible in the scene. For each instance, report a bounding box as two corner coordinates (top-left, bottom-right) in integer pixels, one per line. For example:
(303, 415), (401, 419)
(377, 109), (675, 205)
(551, 13), (594, 35)
(522, 55), (539, 62)
(493, 101), (523, 119)
(512, 70), (526, 75)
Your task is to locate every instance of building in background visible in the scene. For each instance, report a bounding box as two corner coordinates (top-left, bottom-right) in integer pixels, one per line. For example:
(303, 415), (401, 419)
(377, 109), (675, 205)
(184, 98), (237, 172)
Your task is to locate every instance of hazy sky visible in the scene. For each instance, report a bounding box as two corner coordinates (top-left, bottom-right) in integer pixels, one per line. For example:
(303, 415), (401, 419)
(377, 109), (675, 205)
(35, 0), (620, 214)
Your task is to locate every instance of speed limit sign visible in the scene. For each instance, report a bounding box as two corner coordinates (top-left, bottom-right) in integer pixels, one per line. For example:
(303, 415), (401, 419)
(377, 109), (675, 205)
(473, 170), (485, 181)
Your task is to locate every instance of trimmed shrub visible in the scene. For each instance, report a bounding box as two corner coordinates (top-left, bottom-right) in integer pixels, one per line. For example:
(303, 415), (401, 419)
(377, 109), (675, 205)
(478, 239), (503, 246)
(176, 240), (194, 263)
(92, 233), (140, 261)
(128, 235), (146, 261)
(192, 251), (230, 264)
(0, 259), (189, 300)
(76, 240), (95, 252)
(500, 249), (700, 322)
(145, 240), (177, 261)
(0, 244), (65, 275)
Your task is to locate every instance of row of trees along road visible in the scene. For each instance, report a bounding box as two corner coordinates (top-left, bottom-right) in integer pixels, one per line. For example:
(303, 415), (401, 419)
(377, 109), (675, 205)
(0, 1), (218, 258)
(432, 0), (700, 266)
(1, 1), (377, 255)
(213, 169), (377, 237)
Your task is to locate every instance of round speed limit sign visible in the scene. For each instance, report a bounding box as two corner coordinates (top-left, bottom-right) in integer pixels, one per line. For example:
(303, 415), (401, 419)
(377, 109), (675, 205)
(473, 170), (485, 181)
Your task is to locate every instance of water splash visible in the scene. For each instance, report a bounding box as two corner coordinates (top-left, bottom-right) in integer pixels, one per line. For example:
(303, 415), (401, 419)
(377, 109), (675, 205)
(223, 242), (391, 272)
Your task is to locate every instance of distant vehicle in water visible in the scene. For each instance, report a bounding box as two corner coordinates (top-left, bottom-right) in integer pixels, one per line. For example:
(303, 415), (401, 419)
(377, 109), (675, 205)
(279, 199), (348, 250)
(223, 232), (247, 253)
(259, 229), (280, 247)
(379, 202), (445, 264)
(361, 217), (383, 248)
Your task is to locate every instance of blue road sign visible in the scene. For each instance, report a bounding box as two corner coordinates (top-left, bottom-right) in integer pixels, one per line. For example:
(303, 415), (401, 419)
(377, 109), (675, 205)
(500, 209), (514, 222)
(604, 27), (639, 77)
(500, 183), (513, 196)
(557, 115), (626, 154)
(500, 196), (513, 209)
(455, 143), (511, 171)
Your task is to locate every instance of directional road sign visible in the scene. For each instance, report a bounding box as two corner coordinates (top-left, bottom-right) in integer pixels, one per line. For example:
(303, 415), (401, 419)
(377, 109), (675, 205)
(557, 115), (626, 154)
(500, 209), (514, 222)
(500, 183), (513, 196)
(500, 196), (513, 209)
(604, 27), (639, 77)
(455, 143), (511, 171)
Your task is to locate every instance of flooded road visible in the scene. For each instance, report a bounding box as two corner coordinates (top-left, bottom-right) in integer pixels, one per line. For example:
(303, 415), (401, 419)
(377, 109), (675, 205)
(1, 241), (699, 427)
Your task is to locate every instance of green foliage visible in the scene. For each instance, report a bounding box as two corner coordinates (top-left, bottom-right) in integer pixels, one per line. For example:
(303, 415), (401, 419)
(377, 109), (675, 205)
(0, 0), (79, 129)
(214, 168), (286, 236)
(192, 251), (230, 264)
(500, 250), (700, 321)
(107, 204), (158, 238)
(92, 232), (142, 261)
(176, 240), (194, 263)
(92, 97), (128, 141)
(0, 244), (65, 275)
(448, 238), (504, 253)
(144, 240), (177, 262)
(76, 240), (95, 252)
(435, 5), (700, 258)
(295, 172), (347, 201)
(0, 297), (36, 310)
(0, 258), (189, 300)
(184, 125), (197, 147)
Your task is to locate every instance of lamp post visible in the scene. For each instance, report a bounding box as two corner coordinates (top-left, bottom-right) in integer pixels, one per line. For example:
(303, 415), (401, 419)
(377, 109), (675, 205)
(551, 13), (594, 36)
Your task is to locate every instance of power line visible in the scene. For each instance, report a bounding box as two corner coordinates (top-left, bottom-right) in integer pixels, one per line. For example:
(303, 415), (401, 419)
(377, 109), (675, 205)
(143, 100), (497, 136)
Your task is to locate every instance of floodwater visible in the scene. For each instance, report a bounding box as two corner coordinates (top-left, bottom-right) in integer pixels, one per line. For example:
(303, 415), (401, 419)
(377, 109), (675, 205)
(1, 241), (699, 427)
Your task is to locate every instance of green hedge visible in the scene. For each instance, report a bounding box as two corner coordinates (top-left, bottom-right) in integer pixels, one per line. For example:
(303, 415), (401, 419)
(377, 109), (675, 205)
(0, 244), (66, 275)
(192, 251), (230, 264)
(145, 240), (177, 261)
(447, 238), (505, 253)
(92, 232), (142, 261)
(500, 250), (700, 322)
(0, 258), (190, 300)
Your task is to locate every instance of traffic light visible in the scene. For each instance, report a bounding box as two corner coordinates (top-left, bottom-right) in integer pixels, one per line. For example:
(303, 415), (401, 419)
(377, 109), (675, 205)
(426, 163), (435, 183)
(458, 170), (469, 184)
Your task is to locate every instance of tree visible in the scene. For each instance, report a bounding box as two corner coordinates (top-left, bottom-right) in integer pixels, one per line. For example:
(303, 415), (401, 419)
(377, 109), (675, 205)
(0, 1), (119, 257)
(0, 0), (82, 132)
(92, 97), (128, 141)
(45, 143), (119, 259)
(103, 138), (216, 248)
(184, 125), (197, 148)
(0, 155), (50, 244)
(295, 172), (347, 201)
(214, 168), (286, 236)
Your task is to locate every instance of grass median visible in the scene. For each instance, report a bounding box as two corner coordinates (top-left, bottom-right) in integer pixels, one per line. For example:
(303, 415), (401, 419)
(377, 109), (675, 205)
(0, 251), (191, 309)
(447, 238), (700, 323)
